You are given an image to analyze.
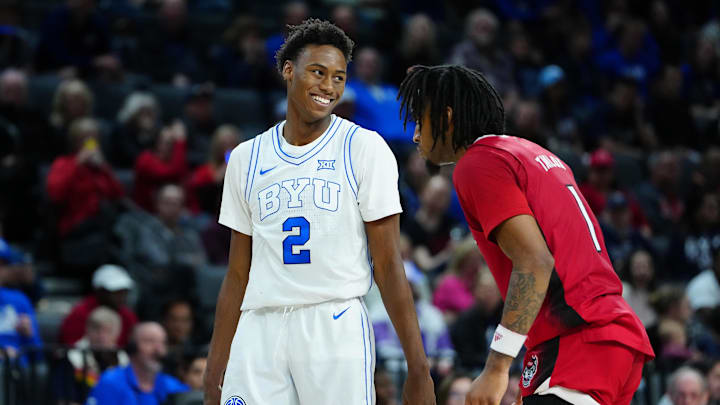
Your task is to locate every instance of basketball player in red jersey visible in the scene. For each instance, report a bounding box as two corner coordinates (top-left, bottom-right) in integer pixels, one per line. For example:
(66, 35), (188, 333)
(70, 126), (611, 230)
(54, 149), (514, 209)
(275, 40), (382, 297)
(398, 65), (654, 405)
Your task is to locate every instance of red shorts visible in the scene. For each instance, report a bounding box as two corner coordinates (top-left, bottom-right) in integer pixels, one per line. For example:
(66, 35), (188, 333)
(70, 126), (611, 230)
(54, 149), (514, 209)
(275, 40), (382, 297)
(519, 324), (650, 404)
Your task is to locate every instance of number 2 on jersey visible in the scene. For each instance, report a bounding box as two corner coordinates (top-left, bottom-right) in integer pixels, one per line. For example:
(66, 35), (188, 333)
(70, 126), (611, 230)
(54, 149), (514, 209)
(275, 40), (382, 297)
(566, 185), (602, 252)
(283, 217), (310, 264)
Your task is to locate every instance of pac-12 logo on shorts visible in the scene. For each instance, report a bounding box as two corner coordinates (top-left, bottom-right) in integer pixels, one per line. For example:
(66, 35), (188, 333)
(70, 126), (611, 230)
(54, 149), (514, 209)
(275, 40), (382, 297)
(224, 396), (247, 405)
(522, 355), (539, 388)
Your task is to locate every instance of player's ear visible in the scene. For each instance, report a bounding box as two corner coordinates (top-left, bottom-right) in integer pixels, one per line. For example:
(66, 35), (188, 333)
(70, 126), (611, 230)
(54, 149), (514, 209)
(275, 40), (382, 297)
(446, 106), (454, 137)
(446, 106), (453, 122)
(282, 60), (293, 82)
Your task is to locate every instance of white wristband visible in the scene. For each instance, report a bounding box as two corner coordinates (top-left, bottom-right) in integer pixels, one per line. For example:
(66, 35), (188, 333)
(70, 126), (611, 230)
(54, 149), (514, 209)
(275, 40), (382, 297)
(489, 324), (527, 358)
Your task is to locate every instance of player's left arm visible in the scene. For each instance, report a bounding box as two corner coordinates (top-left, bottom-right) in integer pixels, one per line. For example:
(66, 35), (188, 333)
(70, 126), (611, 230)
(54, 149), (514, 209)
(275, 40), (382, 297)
(465, 214), (554, 405)
(365, 214), (436, 405)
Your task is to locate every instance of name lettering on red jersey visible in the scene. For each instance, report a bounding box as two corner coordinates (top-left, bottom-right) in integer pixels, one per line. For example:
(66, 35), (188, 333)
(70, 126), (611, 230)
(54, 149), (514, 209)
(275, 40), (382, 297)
(534, 154), (566, 172)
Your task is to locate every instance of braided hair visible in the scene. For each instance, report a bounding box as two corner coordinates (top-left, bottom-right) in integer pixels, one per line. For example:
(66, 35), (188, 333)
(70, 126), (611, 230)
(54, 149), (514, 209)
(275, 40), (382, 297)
(398, 65), (505, 152)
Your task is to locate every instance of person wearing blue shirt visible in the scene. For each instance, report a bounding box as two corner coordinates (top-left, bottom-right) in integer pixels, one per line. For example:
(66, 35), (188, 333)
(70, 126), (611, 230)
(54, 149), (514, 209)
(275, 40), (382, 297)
(0, 239), (42, 364)
(86, 322), (188, 405)
(345, 47), (415, 149)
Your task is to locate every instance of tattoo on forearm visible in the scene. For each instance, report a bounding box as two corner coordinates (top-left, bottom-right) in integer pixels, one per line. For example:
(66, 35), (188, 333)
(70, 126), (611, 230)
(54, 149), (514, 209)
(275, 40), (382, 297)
(502, 270), (547, 334)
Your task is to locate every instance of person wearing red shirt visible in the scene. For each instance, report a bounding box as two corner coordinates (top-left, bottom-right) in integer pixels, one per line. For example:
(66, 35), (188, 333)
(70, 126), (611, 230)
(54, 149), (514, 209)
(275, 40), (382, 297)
(399, 65), (654, 405)
(59, 264), (138, 347)
(133, 120), (188, 212)
(185, 124), (240, 214)
(46, 117), (124, 236)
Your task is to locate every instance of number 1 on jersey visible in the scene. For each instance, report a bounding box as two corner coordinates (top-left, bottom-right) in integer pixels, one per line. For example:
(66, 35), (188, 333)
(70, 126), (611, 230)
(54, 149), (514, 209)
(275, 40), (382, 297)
(566, 185), (602, 252)
(283, 217), (310, 264)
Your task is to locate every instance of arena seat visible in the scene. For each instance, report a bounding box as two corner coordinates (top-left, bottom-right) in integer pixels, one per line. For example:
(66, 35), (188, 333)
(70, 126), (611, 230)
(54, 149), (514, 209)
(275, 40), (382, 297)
(151, 84), (186, 123)
(212, 88), (267, 135)
(28, 74), (61, 117)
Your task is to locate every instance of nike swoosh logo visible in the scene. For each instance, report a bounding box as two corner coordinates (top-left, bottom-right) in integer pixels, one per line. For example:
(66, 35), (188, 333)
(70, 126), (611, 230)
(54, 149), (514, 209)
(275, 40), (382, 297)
(259, 166), (277, 175)
(333, 306), (350, 320)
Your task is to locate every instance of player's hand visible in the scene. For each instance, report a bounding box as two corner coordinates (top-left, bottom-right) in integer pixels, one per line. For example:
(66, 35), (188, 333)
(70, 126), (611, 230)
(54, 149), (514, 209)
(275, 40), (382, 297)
(402, 368), (436, 405)
(464, 367), (508, 405)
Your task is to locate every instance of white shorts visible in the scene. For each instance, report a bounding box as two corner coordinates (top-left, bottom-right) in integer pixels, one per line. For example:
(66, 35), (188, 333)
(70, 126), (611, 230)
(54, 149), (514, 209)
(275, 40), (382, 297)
(221, 297), (376, 405)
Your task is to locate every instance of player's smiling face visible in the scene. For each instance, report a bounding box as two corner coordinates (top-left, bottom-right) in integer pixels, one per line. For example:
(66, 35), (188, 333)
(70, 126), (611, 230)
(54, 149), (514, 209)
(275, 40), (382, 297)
(283, 44), (347, 123)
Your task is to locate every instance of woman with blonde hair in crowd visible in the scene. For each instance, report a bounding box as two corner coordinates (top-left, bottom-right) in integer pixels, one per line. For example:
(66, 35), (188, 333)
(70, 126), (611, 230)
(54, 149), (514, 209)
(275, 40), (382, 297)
(50, 79), (94, 134)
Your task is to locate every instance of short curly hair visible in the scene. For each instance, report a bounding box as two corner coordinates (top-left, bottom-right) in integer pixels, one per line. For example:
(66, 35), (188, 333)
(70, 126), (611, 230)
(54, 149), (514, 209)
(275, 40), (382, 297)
(275, 18), (354, 75)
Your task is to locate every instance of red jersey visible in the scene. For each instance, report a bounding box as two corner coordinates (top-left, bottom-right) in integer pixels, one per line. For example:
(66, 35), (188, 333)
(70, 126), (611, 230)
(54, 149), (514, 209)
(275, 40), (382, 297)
(453, 135), (653, 358)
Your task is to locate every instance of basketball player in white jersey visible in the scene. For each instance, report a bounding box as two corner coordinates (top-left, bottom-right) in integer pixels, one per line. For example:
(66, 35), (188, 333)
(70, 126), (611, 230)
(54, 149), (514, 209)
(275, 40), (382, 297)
(203, 19), (435, 405)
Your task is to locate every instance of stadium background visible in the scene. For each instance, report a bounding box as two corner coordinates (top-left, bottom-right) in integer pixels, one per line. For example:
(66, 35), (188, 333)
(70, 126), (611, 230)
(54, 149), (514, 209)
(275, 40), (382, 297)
(0, 0), (720, 404)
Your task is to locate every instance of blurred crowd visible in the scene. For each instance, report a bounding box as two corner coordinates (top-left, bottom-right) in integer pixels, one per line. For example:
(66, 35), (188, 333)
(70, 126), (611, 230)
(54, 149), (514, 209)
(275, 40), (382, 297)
(1, 0), (720, 404)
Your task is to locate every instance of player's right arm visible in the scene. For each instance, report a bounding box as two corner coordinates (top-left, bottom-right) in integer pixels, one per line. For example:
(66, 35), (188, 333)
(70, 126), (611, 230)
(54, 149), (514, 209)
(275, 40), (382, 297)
(203, 230), (251, 405)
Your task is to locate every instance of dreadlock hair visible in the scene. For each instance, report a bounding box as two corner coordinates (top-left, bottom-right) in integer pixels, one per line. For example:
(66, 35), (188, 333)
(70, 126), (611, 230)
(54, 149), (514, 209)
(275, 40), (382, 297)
(275, 18), (355, 75)
(398, 65), (505, 153)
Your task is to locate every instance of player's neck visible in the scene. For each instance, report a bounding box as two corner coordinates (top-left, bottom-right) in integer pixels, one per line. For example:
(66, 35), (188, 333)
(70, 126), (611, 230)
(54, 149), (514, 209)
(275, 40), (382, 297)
(283, 107), (332, 146)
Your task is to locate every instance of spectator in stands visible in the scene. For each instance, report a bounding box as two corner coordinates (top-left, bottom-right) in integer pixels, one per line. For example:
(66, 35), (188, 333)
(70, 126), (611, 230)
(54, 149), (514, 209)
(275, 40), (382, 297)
(433, 238), (482, 323)
(49, 79), (94, 155)
(650, 65), (698, 148)
(132, 120), (187, 212)
(86, 322), (188, 405)
(59, 264), (138, 347)
(402, 175), (457, 273)
(0, 68), (53, 165)
(110, 92), (161, 169)
(585, 76), (657, 150)
(647, 285), (694, 372)
(161, 298), (197, 373)
(46, 117), (125, 274)
(666, 367), (710, 405)
(53, 306), (129, 404)
(595, 19), (661, 95)
(557, 19), (603, 105)
(580, 149), (648, 229)
(0, 239), (41, 304)
(35, 0), (121, 79)
(685, 36), (720, 146)
(0, 249), (41, 364)
(114, 184), (205, 319)
(0, 4), (32, 69)
(388, 14), (441, 87)
(509, 29), (543, 98)
(135, 0), (202, 84)
(448, 9), (517, 105)
(537, 65), (584, 145)
(177, 348), (206, 391)
(371, 276), (454, 377)
(375, 367), (399, 405)
(708, 359), (720, 405)
(210, 15), (275, 90)
(437, 372), (473, 405)
(636, 151), (685, 236)
(186, 124), (240, 215)
(182, 83), (218, 167)
(265, 1), (308, 69)
(687, 247), (720, 317)
(0, 69), (45, 243)
(399, 149), (430, 220)
(600, 191), (653, 270)
(621, 249), (658, 326)
(508, 99), (550, 148)
(449, 264), (502, 372)
(345, 47), (414, 148)
(669, 192), (720, 278)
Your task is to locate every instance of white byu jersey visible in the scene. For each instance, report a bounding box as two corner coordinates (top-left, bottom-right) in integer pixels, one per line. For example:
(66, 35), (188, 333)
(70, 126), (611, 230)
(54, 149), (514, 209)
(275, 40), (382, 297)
(219, 115), (402, 310)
